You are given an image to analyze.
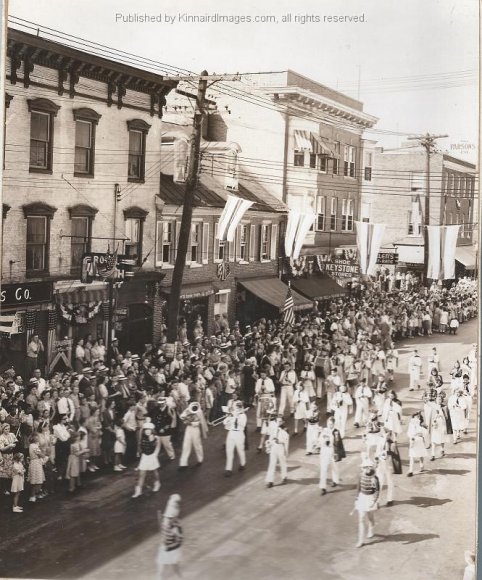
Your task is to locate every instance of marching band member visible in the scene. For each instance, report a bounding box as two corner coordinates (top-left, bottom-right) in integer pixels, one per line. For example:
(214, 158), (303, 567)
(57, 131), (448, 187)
(132, 422), (161, 498)
(430, 395), (449, 460)
(305, 401), (320, 455)
(330, 385), (353, 438)
(325, 368), (342, 412)
(407, 412), (428, 476)
(385, 343), (399, 382)
(354, 456), (380, 548)
(265, 418), (289, 488)
(448, 387), (468, 444)
(364, 410), (382, 458)
(257, 395), (277, 453)
(223, 401), (247, 476)
(408, 349), (422, 391)
(293, 382), (310, 435)
(372, 376), (388, 416)
(254, 370), (276, 429)
(153, 397), (176, 461)
(427, 347), (440, 375)
(278, 362), (297, 417)
(299, 363), (316, 399)
(178, 402), (208, 470)
(374, 427), (401, 507)
(318, 416), (345, 496)
(157, 494), (183, 580)
(381, 390), (403, 441)
(353, 378), (372, 428)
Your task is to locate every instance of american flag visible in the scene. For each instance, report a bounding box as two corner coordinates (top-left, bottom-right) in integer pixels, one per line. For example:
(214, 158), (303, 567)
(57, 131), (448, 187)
(281, 283), (295, 326)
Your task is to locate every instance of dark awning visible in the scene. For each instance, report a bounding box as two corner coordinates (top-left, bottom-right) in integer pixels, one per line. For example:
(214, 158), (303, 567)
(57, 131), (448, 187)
(54, 281), (109, 305)
(239, 277), (312, 311)
(291, 275), (348, 300)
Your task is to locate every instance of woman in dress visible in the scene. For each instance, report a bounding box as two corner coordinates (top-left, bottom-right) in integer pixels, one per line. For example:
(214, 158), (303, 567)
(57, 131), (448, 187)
(37, 421), (55, 496)
(85, 406), (102, 471)
(354, 456), (380, 548)
(381, 390), (403, 441)
(449, 361), (464, 394)
(132, 422), (161, 498)
(407, 412), (428, 476)
(65, 431), (90, 492)
(299, 363), (316, 400)
(430, 395), (449, 460)
(11, 452), (25, 513)
(0, 422), (18, 495)
(27, 433), (45, 502)
(157, 494), (183, 580)
(385, 343), (399, 383)
(293, 382), (310, 435)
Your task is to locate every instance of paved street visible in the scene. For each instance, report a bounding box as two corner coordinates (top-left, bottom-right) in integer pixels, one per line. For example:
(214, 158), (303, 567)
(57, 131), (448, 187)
(0, 319), (477, 580)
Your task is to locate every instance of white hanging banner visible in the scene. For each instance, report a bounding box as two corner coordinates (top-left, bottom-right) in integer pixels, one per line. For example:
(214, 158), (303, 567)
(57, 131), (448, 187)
(285, 210), (316, 260)
(427, 225), (460, 280)
(355, 221), (386, 276)
(216, 195), (253, 242)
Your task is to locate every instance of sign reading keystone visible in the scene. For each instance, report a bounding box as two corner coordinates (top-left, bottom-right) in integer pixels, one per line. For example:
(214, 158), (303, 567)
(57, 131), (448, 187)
(317, 256), (360, 278)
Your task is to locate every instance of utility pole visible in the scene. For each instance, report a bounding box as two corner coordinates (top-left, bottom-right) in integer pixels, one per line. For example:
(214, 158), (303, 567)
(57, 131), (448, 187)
(164, 72), (240, 345)
(407, 133), (448, 285)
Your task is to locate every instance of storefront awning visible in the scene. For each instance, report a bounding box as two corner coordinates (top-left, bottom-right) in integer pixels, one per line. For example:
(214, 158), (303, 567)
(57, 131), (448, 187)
(239, 277), (312, 311)
(291, 275), (348, 300)
(455, 245), (476, 269)
(294, 130), (312, 151)
(162, 283), (215, 300)
(396, 243), (424, 264)
(54, 281), (109, 305)
(311, 134), (338, 158)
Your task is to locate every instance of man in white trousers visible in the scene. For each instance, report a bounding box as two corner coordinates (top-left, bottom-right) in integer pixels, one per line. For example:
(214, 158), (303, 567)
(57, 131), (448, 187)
(255, 370), (276, 429)
(224, 401), (247, 476)
(178, 402), (208, 470)
(374, 427), (396, 506)
(278, 362), (297, 417)
(408, 349), (422, 391)
(265, 418), (289, 488)
(318, 424), (339, 496)
(354, 378), (373, 428)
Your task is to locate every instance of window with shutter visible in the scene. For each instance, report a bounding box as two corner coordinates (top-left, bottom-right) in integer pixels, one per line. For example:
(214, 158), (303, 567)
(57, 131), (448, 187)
(214, 222), (226, 263)
(249, 224), (256, 261)
(270, 224), (278, 260)
(202, 223), (209, 264)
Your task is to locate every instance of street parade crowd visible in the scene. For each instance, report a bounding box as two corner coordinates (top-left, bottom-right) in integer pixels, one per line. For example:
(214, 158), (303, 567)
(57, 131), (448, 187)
(0, 275), (477, 561)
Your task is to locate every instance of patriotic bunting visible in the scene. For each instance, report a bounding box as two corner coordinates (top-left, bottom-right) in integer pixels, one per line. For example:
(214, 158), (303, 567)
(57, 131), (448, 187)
(284, 210), (316, 260)
(355, 221), (386, 276)
(427, 225), (460, 280)
(0, 312), (22, 335)
(216, 195), (254, 242)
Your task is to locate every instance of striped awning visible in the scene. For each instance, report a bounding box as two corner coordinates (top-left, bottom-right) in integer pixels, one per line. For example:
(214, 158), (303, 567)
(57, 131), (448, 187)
(294, 130), (312, 152)
(54, 281), (109, 305)
(311, 134), (338, 158)
(240, 277), (312, 311)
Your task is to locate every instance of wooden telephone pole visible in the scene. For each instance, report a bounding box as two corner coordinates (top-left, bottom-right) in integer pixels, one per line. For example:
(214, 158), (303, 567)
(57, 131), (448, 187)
(164, 72), (240, 344)
(407, 133), (448, 285)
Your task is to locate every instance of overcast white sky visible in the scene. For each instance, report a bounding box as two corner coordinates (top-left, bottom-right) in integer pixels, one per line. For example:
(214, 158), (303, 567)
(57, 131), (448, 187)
(8, 0), (479, 161)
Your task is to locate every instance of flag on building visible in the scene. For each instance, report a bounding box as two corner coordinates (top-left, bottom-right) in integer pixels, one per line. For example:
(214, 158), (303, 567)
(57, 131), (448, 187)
(216, 195), (254, 242)
(284, 210), (316, 259)
(281, 282), (295, 326)
(427, 224), (460, 280)
(355, 221), (386, 276)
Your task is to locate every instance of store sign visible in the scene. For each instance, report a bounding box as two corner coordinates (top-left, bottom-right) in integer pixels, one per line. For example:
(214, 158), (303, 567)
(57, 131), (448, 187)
(180, 289), (214, 299)
(377, 252), (399, 265)
(1, 282), (53, 307)
(80, 253), (132, 283)
(316, 255), (360, 279)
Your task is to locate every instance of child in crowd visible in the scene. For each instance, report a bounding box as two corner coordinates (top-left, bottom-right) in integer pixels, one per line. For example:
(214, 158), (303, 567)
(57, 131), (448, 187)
(11, 452), (25, 513)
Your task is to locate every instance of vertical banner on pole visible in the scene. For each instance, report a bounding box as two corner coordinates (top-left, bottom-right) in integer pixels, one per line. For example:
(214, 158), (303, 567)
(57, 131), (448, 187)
(355, 221), (386, 276)
(427, 225), (460, 280)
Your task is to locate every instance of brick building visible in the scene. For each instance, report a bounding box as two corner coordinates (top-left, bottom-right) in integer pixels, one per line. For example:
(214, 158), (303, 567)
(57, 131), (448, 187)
(360, 141), (477, 276)
(155, 124), (310, 341)
(1, 28), (176, 373)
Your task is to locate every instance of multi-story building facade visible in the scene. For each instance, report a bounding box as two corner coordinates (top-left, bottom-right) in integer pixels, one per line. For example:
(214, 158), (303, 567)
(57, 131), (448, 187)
(206, 71), (378, 257)
(1, 28), (176, 372)
(155, 123), (310, 341)
(360, 142), (477, 276)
